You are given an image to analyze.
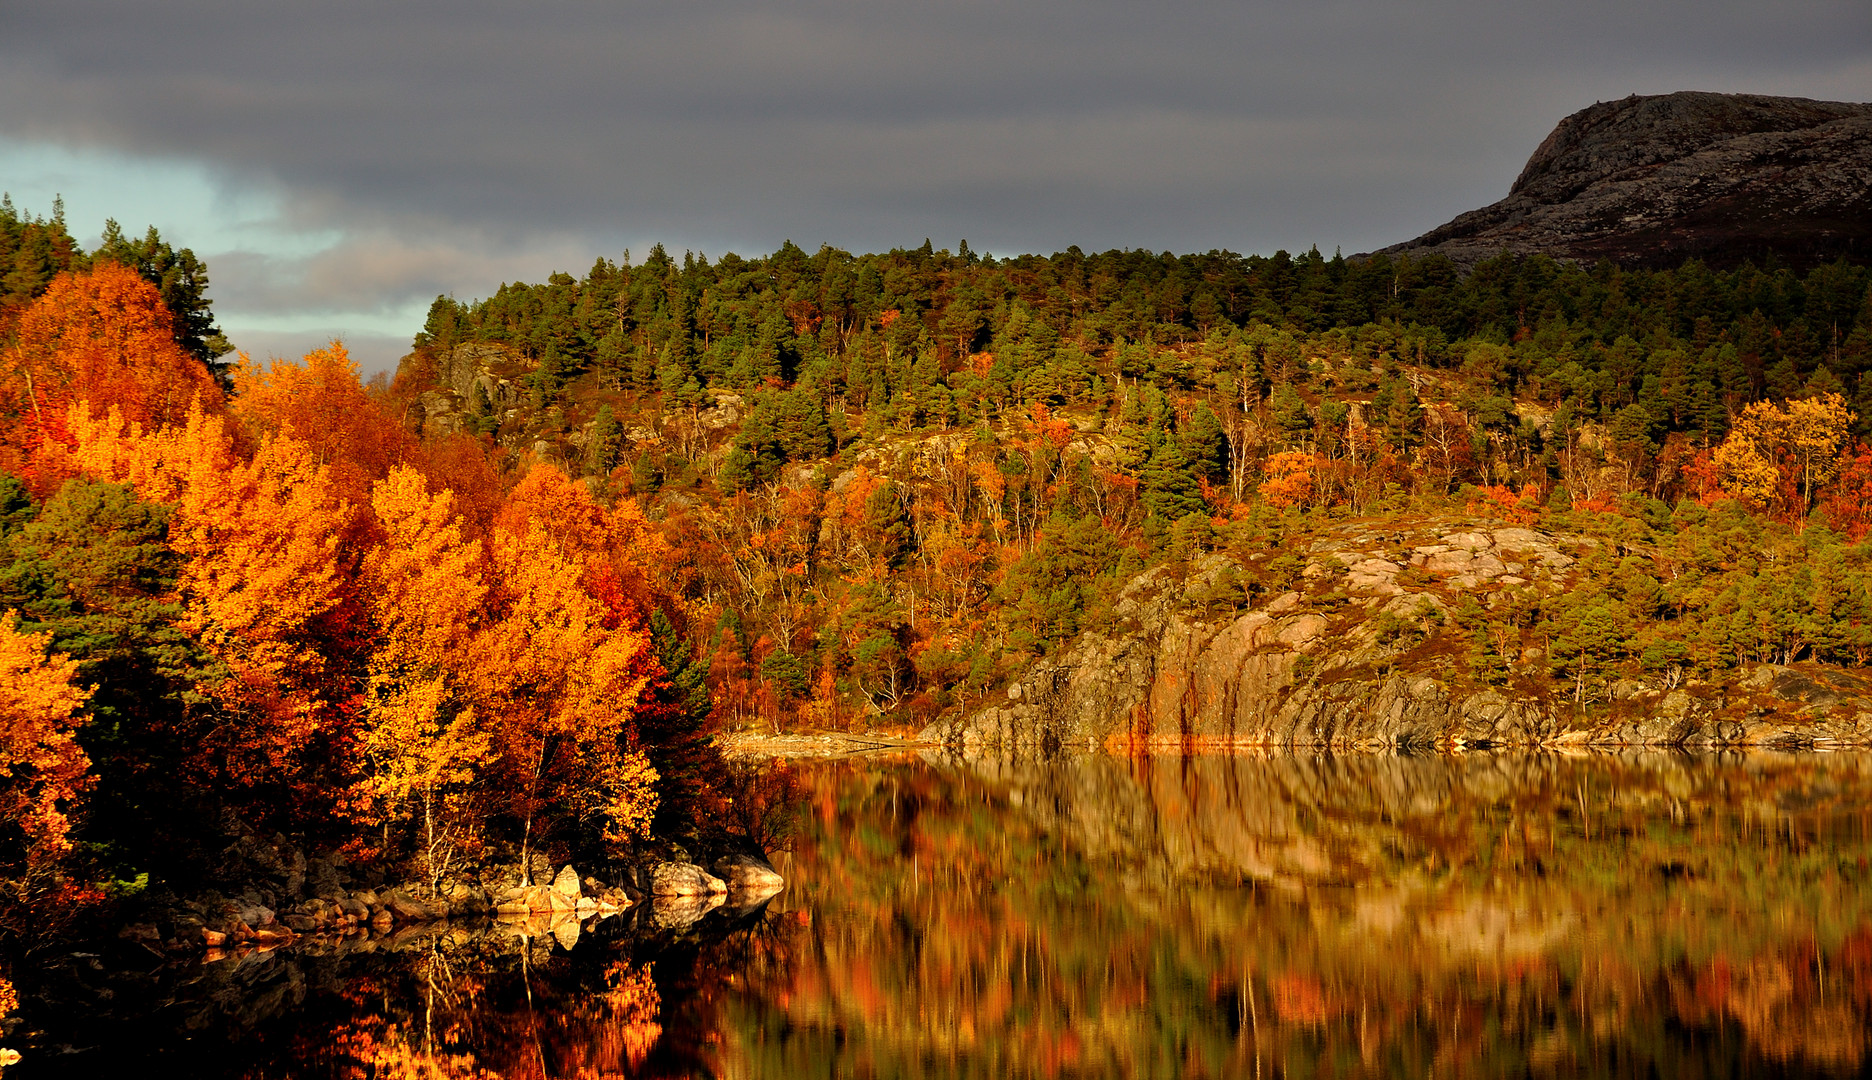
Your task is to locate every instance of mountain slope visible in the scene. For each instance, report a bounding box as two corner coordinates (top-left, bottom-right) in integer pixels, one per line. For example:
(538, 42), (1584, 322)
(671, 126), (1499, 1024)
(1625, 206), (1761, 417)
(1379, 91), (1872, 269)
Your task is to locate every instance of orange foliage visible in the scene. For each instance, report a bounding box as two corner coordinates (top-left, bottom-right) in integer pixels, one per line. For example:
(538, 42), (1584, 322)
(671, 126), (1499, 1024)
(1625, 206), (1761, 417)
(497, 465), (685, 620)
(1259, 451), (1316, 508)
(1681, 447), (1725, 506)
(357, 468), (493, 841)
(365, 466), (487, 671)
(1464, 483), (1540, 525)
(2, 262), (222, 489)
(472, 512), (657, 849)
(233, 343), (416, 503)
(0, 617), (93, 869)
(418, 432), (512, 539)
(66, 402), (364, 788)
(1820, 442), (1872, 541)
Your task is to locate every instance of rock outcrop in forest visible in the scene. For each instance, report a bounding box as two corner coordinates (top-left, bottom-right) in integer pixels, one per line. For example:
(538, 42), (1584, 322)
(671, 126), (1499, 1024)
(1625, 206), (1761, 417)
(1380, 91), (1872, 269)
(928, 517), (1872, 750)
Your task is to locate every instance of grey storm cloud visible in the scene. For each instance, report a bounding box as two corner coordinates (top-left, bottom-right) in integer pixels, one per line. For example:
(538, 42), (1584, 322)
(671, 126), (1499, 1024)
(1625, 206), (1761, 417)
(3, 0), (1868, 342)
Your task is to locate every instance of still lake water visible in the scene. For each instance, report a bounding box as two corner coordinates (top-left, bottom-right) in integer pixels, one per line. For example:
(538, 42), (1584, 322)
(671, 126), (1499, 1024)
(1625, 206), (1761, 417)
(16, 750), (1872, 1078)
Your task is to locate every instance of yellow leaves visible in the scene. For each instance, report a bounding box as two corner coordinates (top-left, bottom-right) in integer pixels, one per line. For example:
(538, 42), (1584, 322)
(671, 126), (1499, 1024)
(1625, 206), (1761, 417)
(593, 747), (659, 845)
(358, 678), (491, 810)
(66, 398), (240, 504)
(1714, 393), (1855, 517)
(356, 468), (495, 834)
(365, 466), (486, 672)
(354, 462), (661, 851)
(0, 616), (93, 864)
(1711, 436), (1780, 509)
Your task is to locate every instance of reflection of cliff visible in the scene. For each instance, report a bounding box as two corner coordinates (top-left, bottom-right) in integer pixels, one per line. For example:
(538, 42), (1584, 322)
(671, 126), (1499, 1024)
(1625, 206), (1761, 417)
(726, 754), (1872, 1079)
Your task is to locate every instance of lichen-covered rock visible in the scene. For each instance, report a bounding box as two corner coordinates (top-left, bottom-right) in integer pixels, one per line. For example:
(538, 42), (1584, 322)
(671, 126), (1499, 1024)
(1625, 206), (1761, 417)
(651, 862), (728, 896)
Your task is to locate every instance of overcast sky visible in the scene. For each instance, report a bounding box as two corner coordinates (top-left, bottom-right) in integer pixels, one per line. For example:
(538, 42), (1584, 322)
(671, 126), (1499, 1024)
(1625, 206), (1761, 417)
(3, 1), (1868, 374)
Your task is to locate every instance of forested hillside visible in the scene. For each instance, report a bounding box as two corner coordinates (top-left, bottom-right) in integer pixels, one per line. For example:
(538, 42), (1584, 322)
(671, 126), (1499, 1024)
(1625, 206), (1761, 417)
(389, 240), (1872, 733)
(6, 204), (1872, 962)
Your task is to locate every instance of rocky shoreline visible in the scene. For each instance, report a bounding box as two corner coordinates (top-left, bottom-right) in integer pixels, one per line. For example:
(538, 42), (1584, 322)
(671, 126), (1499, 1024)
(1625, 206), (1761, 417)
(113, 850), (787, 962)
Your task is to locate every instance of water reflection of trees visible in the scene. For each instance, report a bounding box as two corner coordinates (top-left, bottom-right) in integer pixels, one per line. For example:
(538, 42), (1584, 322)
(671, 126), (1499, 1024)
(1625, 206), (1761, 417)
(24, 905), (793, 1078)
(718, 752), (1872, 1078)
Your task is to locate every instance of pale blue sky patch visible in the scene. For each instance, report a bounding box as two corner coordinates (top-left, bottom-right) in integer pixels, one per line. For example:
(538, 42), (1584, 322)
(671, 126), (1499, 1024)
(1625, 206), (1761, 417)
(0, 136), (340, 258)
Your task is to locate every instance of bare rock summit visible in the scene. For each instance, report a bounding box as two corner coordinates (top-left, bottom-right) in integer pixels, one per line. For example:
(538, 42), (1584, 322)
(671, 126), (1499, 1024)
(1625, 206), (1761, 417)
(1380, 91), (1872, 269)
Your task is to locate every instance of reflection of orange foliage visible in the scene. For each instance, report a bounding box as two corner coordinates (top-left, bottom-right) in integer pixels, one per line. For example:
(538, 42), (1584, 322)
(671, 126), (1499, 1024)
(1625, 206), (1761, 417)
(1672, 942), (1871, 1070)
(604, 960), (664, 1069)
(1273, 972), (1334, 1026)
(1842, 927), (1872, 1005)
(319, 960), (663, 1079)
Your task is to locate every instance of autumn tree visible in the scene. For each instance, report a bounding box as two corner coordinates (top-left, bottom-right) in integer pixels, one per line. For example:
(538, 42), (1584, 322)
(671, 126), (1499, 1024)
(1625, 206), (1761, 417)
(65, 403), (364, 808)
(233, 343), (416, 504)
(1712, 393), (1855, 520)
(3, 263), (223, 486)
(357, 467), (492, 882)
(473, 471), (661, 868)
(1260, 451), (1316, 509)
(0, 616), (93, 936)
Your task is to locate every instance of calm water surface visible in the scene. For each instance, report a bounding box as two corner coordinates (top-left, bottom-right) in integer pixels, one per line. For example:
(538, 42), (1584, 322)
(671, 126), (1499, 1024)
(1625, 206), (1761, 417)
(17, 751), (1872, 1078)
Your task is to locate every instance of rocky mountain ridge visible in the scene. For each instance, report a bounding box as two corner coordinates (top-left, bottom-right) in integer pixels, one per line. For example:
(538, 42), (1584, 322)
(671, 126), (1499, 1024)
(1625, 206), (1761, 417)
(1379, 91), (1872, 269)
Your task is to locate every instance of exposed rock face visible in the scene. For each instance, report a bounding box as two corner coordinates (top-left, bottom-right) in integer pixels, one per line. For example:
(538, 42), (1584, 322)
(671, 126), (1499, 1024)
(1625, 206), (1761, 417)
(924, 519), (1872, 750)
(1379, 92), (1872, 269)
(408, 342), (526, 438)
(650, 862), (729, 896)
